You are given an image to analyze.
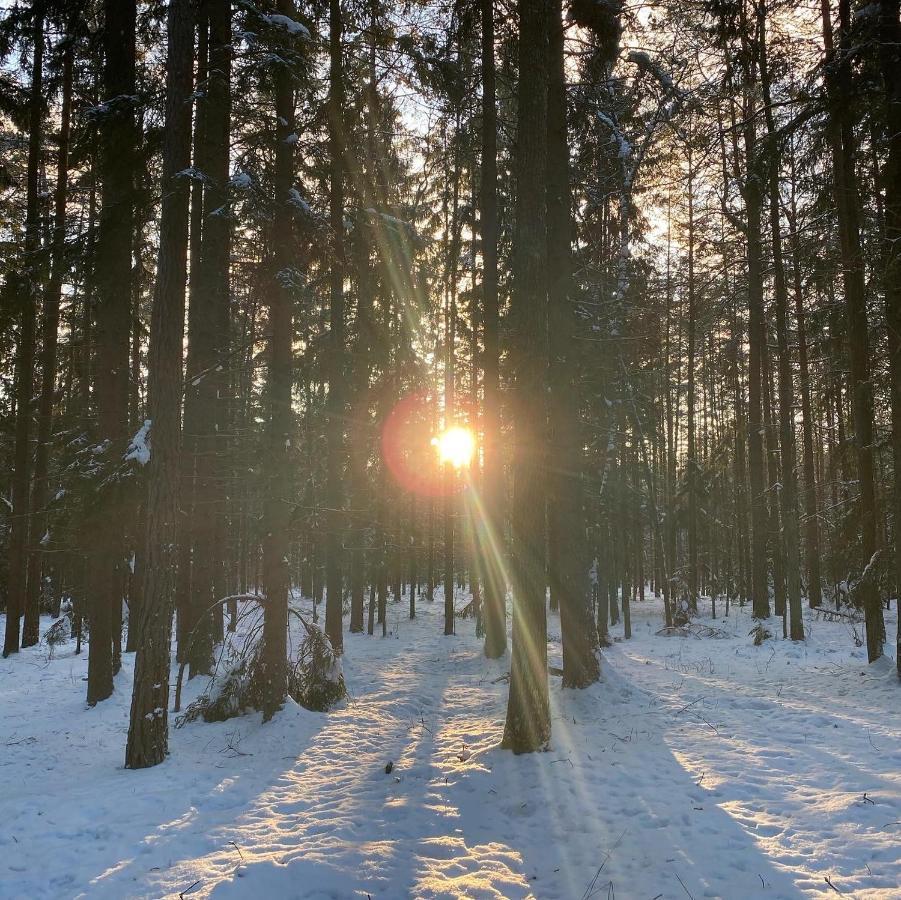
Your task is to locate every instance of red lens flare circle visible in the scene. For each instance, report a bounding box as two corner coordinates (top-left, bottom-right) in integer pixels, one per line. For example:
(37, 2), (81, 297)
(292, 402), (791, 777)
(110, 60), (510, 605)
(381, 391), (472, 497)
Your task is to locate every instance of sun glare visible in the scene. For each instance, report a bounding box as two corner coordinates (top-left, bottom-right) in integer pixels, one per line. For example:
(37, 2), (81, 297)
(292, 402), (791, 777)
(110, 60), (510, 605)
(432, 426), (475, 469)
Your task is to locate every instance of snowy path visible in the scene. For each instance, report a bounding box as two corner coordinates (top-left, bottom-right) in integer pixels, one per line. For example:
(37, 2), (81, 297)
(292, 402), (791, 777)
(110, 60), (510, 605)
(145, 633), (532, 899)
(1, 596), (898, 899)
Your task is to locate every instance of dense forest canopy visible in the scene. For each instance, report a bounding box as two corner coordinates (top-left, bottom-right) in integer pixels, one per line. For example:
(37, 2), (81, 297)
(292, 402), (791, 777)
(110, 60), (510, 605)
(0, 0), (899, 773)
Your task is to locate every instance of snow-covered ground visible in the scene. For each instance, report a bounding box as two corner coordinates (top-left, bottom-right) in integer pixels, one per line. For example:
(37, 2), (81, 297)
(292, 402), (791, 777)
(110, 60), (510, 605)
(1, 593), (898, 899)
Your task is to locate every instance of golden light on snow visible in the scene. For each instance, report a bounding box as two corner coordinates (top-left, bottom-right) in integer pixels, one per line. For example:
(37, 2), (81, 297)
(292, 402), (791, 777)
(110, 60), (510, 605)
(433, 426), (475, 469)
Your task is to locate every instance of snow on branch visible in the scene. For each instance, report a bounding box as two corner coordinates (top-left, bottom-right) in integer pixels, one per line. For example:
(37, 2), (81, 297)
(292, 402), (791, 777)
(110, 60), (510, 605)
(125, 419), (151, 466)
(262, 13), (311, 40)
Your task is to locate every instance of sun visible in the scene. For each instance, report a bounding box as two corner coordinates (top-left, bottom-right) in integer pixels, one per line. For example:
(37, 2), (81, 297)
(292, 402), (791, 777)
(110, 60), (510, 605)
(432, 426), (475, 469)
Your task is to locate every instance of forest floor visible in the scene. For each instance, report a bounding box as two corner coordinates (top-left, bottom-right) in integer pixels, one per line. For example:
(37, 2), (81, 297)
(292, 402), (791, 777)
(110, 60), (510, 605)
(1, 592), (899, 900)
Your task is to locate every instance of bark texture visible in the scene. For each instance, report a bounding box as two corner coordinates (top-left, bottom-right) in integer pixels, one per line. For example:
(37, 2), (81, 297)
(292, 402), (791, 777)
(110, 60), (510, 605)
(126, 0), (194, 769)
(502, 0), (551, 754)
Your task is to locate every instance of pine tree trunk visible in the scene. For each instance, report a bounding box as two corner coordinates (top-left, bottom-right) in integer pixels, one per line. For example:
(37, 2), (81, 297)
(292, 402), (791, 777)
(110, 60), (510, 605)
(348, 235), (373, 633)
(878, 0), (901, 674)
(181, 0), (232, 676)
(480, 0), (506, 659)
(88, 0), (136, 704)
(175, 13), (209, 663)
(125, 0), (194, 769)
(546, 0), (598, 687)
(5, 2), (44, 656)
(686, 145), (699, 614)
(24, 32), (71, 648)
(260, 0), (299, 719)
(409, 492), (418, 619)
(468, 181), (482, 630)
(596, 521), (610, 644)
(664, 211), (677, 616)
(822, 0), (885, 659)
(786, 145), (822, 609)
(622, 441), (633, 638)
(762, 336), (786, 624)
(325, 0), (346, 653)
(348, 12), (380, 634)
(759, 6), (803, 639)
(427, 494), (435, 603)
(376, 469), (388, 634)
(502, 0), (550, 753)
(443, 117), (461, 638)
(735, 33), (770, 620)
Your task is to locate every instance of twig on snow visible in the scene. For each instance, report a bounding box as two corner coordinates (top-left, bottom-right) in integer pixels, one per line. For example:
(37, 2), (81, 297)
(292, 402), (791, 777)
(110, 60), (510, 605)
(673, 870), (694, 900)
(582, 829), (627, 900)
(675, 697), (704, 715)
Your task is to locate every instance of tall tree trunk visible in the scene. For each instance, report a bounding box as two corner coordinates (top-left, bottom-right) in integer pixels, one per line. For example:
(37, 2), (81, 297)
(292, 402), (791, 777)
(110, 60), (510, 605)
(125, 0), (194, 769)
(325, 0), (346, 652)
(409, 492), (418, 619)
(25, 32), (72, 647)
(502, 0), (550, 753)
(468, 235), (482, 631)
(732, 17), (770, 620)
(787, 143), (822, 609)
(348, 5), (380, 634)
(6, 2), (44, 655)
(878, 0), (901, 674)
(260, 0), (298, 719)
(622, 440), (633, 638)
(664, 203), (678, 615)
(348, 231), (374, 633)
(686, 140), (699, 614)
(546, 0), (598, 687)
(763, 333), (786, 620)
(77, 164), (97, 439)
(427, 493), (435, 604)
(87, 0), (136, 703)
(822, 0), (885, 659)
(443, 117), (461, 637)
(441, 118), (461, 635)
(480, 0), (506, 659)
(175, 12), (210, 663)
(184, 0), (232, 676)
(759, 4), (803, 639)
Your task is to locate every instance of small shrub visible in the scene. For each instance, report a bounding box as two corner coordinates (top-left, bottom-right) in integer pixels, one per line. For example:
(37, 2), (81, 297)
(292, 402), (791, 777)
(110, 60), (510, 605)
(749, 622), (772, 646)
(288, 621), (347, 712)
(201, 649), (269, 723)
(177, 611), (346, 727)
(673, 597), (692, 626)
(42, 617), (70, 658)
(178, 643), (268, 726)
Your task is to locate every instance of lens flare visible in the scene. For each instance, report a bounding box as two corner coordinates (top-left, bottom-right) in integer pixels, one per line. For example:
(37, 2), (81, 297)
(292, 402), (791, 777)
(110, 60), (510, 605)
(433, 426), (475, 469)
